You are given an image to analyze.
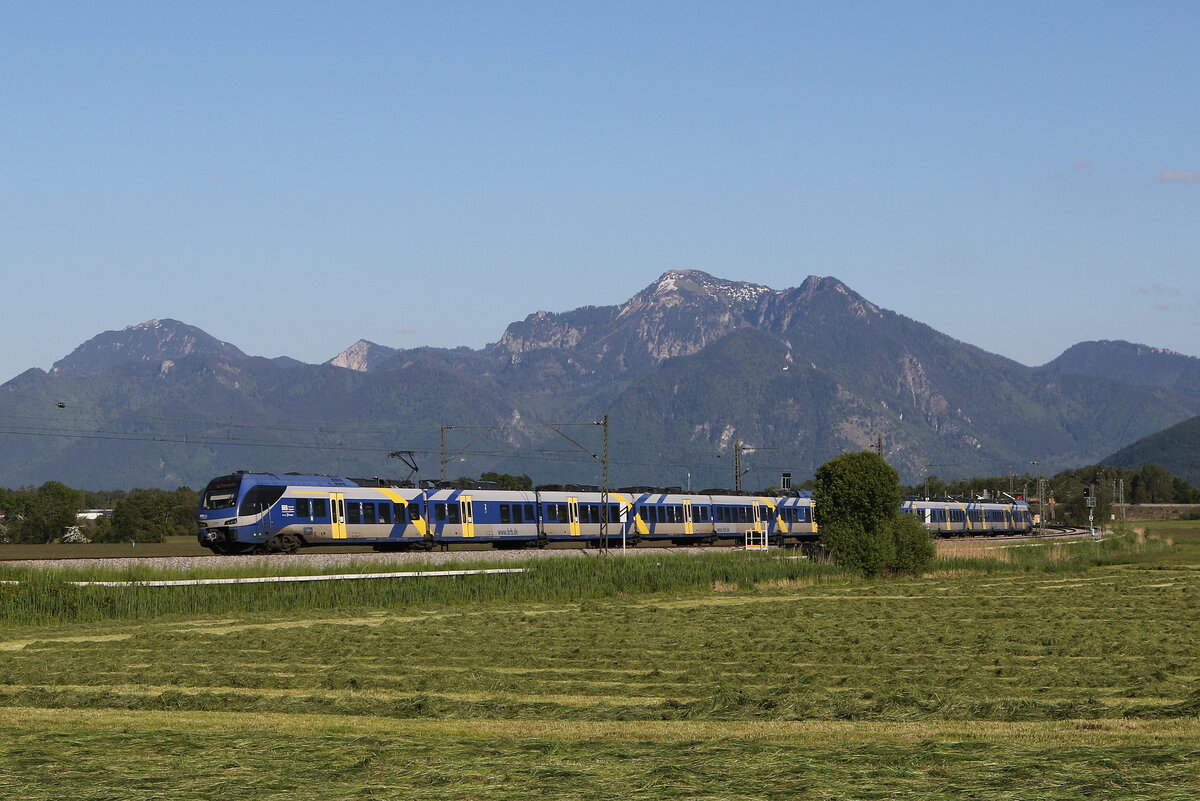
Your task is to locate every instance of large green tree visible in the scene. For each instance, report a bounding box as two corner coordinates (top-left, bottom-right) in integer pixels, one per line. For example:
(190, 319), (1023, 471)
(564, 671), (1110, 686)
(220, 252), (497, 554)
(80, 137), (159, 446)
(813, 452), (901, 532)
(8, 482), (85, 543)
(814, 451), (933, 577)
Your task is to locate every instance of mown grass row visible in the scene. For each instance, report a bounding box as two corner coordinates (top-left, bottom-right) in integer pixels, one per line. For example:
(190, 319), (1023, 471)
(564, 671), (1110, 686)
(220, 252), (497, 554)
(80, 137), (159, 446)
(4, 722), (1197, 801)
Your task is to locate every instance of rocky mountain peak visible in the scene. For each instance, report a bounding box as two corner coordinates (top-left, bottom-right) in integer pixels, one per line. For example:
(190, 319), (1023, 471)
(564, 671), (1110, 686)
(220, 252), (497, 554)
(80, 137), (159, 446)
(328, 340), (396, 372)
(621, 270), (772, 316)
(49, 318), (245, 378)
(793, 276), (881, 316)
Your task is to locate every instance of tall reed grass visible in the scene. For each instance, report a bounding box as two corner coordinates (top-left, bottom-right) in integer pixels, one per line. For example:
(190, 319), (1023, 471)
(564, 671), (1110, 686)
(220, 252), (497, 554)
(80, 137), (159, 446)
(0, 552), (840, 626)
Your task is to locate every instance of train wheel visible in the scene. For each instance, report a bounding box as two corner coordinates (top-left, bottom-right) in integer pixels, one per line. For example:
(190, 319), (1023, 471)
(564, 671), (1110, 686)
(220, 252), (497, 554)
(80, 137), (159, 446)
(278, 533), (301, 555)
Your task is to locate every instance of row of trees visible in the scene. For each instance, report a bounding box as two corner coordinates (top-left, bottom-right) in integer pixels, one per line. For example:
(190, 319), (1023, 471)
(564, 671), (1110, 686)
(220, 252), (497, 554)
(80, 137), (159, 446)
(0, 483), (197, 544)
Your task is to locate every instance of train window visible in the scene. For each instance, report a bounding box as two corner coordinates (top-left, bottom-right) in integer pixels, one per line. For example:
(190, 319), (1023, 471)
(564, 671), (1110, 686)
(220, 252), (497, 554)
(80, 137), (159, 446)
(379, 504), (391, 524)
(434, 503), (447, 522)
(363, 504), (377, 524)
(295, 498), (311, 518)
(500, 504), (511, 524)
(448, 504), (461, 524)
(409, 505), (421, 522)
(347, 502), (361, 524)
(201, 477), (241, 510)
(239, 485), (286, 516)
(312, 498), (328, 518)
(524, 504), (535, 521)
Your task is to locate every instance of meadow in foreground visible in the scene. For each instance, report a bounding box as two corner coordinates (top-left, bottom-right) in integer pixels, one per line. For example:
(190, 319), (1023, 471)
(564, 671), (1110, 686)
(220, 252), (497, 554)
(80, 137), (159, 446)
(1, 530), (1197, 799)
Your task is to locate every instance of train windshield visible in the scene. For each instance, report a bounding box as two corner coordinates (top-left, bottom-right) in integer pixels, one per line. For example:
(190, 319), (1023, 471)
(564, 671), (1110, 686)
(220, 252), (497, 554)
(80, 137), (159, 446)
(201, 475), (242, 511)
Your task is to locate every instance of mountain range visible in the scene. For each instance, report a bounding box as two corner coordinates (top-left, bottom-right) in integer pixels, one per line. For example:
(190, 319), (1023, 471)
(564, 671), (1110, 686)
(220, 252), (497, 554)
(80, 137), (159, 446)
(3, 270), (1200, 490)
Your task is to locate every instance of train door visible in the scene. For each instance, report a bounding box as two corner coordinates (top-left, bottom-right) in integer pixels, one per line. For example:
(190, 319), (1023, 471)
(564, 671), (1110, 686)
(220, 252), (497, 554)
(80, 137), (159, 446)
(330, 493), (346, 539)
(682, 499), (694, 535)
(568, 497), (581, 537)
(751, 501), (764, 534)
(461, 496), (475, 538)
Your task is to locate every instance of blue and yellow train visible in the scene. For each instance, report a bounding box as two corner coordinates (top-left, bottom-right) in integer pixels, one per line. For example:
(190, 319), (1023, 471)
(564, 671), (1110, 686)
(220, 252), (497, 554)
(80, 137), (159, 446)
(901, 498), (1033, 535)
(196, 471), (817, 554)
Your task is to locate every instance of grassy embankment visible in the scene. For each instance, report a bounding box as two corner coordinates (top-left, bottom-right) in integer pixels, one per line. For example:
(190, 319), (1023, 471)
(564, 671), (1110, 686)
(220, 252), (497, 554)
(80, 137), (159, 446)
(1, 526), (1197, 799)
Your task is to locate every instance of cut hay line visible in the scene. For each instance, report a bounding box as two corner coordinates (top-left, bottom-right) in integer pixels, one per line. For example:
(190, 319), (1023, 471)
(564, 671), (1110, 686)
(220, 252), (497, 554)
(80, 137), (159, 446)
(5, 683), (687, 707)
(5, 706), (1198, 747)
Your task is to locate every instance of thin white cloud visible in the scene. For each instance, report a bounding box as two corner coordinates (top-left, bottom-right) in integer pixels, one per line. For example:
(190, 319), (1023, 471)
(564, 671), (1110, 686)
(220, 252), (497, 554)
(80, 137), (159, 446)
(1156, 168), (1199, 184)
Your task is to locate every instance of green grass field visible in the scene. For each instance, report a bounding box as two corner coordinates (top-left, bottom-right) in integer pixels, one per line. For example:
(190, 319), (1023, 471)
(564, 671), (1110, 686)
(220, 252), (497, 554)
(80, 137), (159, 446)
(1, 529), (1198, 799)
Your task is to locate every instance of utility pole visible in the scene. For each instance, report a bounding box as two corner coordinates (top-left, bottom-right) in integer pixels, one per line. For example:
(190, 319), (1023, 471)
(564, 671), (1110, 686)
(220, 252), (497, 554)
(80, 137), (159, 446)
(543, 415), (613, 551)
(734, 440), (744, 493)
(440, 425), (448, 482)
(438, 424), (502, 483)
(1032, 459), (1045, 536)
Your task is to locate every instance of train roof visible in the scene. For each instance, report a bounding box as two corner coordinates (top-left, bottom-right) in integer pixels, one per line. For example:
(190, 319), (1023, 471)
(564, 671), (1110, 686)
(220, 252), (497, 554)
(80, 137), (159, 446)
(217, 472), (412, 489)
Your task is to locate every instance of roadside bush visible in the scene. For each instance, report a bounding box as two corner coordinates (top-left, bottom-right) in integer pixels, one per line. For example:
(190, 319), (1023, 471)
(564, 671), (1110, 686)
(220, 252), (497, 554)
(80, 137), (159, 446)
(820, 520), (895, 578)
(890, 513), (936, 576)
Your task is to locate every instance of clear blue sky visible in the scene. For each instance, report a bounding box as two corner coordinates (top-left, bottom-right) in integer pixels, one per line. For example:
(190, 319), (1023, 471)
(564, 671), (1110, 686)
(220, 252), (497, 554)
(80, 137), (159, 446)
(2, 1), (1197, 382)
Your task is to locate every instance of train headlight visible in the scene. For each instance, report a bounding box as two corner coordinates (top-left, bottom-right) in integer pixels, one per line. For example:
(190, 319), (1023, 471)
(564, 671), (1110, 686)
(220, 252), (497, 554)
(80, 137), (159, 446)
(224, 518), (238, 525)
